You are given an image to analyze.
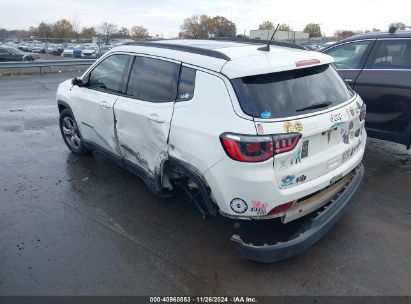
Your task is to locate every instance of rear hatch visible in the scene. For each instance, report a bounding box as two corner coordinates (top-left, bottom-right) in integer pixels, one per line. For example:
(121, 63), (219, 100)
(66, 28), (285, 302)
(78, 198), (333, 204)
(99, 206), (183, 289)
(232, 64), (365, 188)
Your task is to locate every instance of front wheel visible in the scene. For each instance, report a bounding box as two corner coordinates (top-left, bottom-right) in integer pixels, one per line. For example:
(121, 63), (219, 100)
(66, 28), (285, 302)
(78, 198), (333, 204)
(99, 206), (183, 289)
(59, 109), (90, 155)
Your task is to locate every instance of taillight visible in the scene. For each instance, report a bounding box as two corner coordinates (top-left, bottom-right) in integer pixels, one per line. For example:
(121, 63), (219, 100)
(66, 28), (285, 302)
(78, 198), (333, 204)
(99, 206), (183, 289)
(220, 132), (301, 162)
(359, 103), (366, 121)
(266, 201), (294, 216)
(272, 133), (302, 155)
(220, 133), (274, 162)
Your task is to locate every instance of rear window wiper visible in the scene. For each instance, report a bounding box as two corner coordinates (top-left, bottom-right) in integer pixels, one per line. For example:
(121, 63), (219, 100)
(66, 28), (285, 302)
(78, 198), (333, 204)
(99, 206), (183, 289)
(295, 101), (332, 112)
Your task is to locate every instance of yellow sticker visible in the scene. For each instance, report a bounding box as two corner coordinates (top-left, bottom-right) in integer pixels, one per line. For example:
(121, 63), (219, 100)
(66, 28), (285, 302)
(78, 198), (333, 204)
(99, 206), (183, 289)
(294, 121), (304, 132)
(283, 122), (294, 133)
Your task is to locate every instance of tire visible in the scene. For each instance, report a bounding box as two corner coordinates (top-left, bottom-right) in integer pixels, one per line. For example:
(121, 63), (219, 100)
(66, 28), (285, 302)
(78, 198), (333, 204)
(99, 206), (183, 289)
(59, 109), (90, 155)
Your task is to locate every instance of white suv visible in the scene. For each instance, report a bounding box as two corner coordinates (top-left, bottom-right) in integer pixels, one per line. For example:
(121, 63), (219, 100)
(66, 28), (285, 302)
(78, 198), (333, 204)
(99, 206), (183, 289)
(56, 39), (366, 263)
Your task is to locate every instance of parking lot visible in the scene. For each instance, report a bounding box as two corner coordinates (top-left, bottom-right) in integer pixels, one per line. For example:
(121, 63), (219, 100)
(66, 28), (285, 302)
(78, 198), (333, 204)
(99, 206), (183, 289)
(0, 72), (410, 295)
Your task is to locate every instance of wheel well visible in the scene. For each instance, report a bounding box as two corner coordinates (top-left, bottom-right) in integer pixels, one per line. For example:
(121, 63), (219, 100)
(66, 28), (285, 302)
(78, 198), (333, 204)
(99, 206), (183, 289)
(166, 158), (216, 219)
(58, 104), (67, 113)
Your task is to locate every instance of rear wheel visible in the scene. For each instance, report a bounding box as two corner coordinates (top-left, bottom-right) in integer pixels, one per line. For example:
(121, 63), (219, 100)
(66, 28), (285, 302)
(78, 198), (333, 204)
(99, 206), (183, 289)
(59, 109), (90, 155)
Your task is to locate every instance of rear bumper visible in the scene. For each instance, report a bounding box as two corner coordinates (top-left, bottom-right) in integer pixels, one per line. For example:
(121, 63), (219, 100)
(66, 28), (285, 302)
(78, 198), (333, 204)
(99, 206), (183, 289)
(231, 165), (364, 263)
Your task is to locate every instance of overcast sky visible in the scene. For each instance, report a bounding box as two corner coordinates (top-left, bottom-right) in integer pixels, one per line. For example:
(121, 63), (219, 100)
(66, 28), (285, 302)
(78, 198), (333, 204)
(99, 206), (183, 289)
(1, 0), (410, 37)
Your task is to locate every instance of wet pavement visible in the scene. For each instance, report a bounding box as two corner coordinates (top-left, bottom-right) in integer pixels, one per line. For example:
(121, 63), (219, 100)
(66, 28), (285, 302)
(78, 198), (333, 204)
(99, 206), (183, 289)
(0, 73), (410, 296)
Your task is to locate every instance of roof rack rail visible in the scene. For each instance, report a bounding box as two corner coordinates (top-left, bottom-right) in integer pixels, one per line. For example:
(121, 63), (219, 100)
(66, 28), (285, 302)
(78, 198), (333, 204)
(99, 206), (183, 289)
(123, 41), (231, 61)
(206, 37), (307, 50)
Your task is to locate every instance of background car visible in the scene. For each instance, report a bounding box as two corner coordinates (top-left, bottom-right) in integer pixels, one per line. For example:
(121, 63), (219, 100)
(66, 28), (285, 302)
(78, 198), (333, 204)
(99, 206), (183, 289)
(81, 46), (98, 58)
(97, 45), (112, 58)
(321, 30), (411, 148)
(31, 44), (46, 53)
(73, 45), (86, 58)
(0, 45), (39, 61)
(61, 47), (75, 57)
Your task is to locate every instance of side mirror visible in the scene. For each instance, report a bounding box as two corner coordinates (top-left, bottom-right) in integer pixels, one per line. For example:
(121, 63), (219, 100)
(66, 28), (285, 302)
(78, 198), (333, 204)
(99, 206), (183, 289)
(71, 77), (84, 87)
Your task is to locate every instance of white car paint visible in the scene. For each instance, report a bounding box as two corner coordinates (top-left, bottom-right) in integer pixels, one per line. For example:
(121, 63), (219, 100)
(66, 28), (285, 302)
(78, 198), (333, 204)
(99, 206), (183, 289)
(62, 48), (74, 57)
(56, 40), (366, 221)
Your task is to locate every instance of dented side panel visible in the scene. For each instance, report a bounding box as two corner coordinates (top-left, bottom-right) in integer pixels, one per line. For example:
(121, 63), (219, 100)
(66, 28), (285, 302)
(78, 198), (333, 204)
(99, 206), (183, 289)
(113, 95), (174, 177)
(69, 86), (121, 155)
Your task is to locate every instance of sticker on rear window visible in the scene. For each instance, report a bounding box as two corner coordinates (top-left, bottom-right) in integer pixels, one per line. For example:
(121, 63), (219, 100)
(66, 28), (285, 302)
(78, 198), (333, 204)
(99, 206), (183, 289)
(260, 111), (271, 119)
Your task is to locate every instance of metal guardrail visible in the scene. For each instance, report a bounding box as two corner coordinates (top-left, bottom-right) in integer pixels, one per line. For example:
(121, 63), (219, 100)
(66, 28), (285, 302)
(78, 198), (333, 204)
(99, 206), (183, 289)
(0, 59), (96, 74)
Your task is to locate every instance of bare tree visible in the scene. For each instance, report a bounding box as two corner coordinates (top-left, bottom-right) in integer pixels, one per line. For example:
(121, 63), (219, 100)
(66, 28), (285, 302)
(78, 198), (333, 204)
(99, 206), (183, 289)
(210, 16), (236, 37)
(278, 24), (291, 31)
(258, 21), (274, 30)
(179, 15), (236, 39)
(97, 22), (118, 43)
(117, 27), (130, 40)
(389, 22), (406, 32)
(80, 27), (96, 39)
(303, 23), (322, 37)
(53, 19), (74, 39)
(71, 16), (81, 39)
(179, 15), (211, 39)
(130, 26), (149, 39)
(334, 30), (355, 39)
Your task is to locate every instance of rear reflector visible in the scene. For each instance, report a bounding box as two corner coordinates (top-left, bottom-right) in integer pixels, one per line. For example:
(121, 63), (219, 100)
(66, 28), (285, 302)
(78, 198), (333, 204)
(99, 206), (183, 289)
(295, 59), (320, 67)
(267, 201), (294, 216)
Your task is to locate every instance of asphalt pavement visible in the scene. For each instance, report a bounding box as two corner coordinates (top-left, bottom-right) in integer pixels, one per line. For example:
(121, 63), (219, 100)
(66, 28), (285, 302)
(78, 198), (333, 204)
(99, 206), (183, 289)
(0, 72), (410, 296)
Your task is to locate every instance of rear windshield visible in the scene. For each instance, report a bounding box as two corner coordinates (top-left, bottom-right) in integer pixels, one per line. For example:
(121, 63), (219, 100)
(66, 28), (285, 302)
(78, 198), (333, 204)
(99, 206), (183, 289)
(231, 64), (354, 119)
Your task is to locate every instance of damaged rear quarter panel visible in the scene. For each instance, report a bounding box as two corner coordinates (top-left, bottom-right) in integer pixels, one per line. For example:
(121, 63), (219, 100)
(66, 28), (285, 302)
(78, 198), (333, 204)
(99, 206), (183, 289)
(168, 69), (256, 187)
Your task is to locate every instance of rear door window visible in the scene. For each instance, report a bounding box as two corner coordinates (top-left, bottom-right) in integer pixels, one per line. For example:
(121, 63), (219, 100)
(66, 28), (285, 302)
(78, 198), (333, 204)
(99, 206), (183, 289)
(232, 64), (354, 119)
(177, 66), (196, 101)
(324, 41), (372, 69)
(369, 39), (411, 69)
(126, 56), (180, 102)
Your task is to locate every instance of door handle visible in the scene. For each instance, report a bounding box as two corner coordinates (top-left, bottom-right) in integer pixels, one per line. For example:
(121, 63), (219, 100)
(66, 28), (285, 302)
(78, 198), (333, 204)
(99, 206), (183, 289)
(147, 113), (165, 123)
(100, 101), (111, 109)
(344, 78), (353, 83)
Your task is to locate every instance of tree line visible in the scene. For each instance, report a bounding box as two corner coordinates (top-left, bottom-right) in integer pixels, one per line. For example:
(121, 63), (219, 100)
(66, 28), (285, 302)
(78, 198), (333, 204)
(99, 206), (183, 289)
(0, 19), (150, 42)
(0, 17), (407, 42)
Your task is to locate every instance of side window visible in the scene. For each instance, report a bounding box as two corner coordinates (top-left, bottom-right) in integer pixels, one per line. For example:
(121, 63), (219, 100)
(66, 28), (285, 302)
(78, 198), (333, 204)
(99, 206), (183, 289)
(126, 56), (180, 102)
(87, 54), (129, 93)
(176, 66), (196, 101)
(370, 40), (411, 69)
(0, 48), (8, 54)
(324, 41), (371, 69)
